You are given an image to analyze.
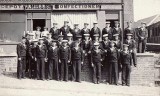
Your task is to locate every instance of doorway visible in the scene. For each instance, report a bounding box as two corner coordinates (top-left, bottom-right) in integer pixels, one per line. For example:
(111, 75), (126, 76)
(33, 19), (45, 31)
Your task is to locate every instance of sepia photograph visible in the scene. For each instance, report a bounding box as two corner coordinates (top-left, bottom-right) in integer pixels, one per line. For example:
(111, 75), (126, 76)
(0, 0), (160, 96)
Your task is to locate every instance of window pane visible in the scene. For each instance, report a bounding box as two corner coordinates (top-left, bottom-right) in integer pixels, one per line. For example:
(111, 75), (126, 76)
(33, 13), (46, 19)
(0, 13), (11, 21)
(11, 13), (25, 22)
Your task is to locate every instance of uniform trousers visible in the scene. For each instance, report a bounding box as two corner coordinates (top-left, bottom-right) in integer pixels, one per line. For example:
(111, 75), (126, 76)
(122, 64), (131, 85)
(17, 57), (26, 79)
(72, 59), (81, 82)
(60, 59), (68, 81)
(37, 58), (45, 80)
(108, 62), (118, 85)
(48, 59), (59, 80)
(93, 62), (101, 83)
(138, 39), (147, 53)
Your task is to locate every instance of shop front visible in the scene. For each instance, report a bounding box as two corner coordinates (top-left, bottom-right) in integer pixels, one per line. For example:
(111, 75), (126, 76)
(0, 3), (124, 42)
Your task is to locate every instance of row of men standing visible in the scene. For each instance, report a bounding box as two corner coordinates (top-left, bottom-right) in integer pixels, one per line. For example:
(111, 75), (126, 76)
(32, 20), (148, 53)
(17, 21), (148, 86)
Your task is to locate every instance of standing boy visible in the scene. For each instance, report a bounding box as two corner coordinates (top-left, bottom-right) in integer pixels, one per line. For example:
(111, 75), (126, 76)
(71, 41), (84, 82)
(59, 40), (71, 81)
(17, 37), (27, 79)
(120, 44), (136, 86)
(91, 42), (104, 84)
(48, 40), (60, 80)
(106, 41), (120, 85)
(35, 38), (47, 80)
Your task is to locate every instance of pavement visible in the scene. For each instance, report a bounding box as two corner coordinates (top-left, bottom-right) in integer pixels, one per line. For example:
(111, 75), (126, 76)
(0, 75), (159, 96)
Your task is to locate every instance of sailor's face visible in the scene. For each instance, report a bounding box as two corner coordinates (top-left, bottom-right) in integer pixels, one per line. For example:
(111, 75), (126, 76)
(123, 46), (128, 51)
(127, 35), (132, 40)
(106, 23), (110, 27)
(85, 36), (89, 40)
(22, 39), (26, 43)
(104, 36), (108, 41)
(52, 42), (56, 47)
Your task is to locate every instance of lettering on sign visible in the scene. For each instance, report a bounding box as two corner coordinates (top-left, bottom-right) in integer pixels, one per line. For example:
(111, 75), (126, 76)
(0, 4), (52, 10)
(24, 4), (52, 10)
(0, 4), (101, 10)
(0, 5), (24, 10)
(54, 4), (101, 10)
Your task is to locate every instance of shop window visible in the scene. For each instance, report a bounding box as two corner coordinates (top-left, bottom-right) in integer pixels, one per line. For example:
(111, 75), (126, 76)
(11, 13), (25, 22)
(0, 13), (11, 22)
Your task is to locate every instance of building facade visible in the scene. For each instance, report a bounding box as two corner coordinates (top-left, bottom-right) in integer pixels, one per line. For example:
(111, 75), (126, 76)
(0, 0), (133, 42)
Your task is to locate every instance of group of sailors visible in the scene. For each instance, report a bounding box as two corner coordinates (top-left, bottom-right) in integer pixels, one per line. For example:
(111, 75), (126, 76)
(17, 20), (148, 86)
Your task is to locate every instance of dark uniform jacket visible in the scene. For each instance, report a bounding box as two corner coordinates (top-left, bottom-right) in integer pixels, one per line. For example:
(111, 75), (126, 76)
(81, 40), (92, 53)
(71, 47), (84, 61)
(137, 27), (148, 41)
(120, 51), (132, 65)
(47, 47), (59, 60)
(124, 28), (137, 40)
(17, 43), (27, 58)
(113, 27), (122, 40)
(90, 27), (101, 40)
(35, 44), (47, 58)
(59, 47), (71, 60)
(72, 29), (82, 41)
(28, 44), (36, 59)
(68, 41), (74, 48)
(124, 39), (136, 51)
(106, 48), (120, 63)
(49, 28), (60, 40)
(102, 27), (113, 40)
(60, 26), (72, 40)
(114, 40), (122, 50)
(100, 40), (110, 52)
(91, 48), (104, 63)
(81, 28), (90, 40)
(57, 41), (62, 48)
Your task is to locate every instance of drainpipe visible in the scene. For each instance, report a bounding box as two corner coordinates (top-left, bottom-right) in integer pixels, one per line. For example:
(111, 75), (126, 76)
(122, 0), (125, 48)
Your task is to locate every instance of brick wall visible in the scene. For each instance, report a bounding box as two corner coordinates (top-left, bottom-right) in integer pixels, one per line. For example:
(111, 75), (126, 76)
(0, 56), (17, 74)
(124, 0), (134, 27)
(130, 53), (155, 86)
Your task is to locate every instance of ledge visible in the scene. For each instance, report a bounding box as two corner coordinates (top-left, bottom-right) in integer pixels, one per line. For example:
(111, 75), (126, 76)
(0, 42), (19, 45)
(0, 53), (17, 57)
(136, 53), (155, 57)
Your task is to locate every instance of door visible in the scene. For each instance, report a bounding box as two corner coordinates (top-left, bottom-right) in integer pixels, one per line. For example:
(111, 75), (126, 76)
(26, 12), (51, 32)
(33, 19), (45, 31)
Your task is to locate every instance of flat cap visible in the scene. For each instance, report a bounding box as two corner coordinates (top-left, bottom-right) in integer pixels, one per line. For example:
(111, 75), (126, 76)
(62, 40), (68, 43)
(53, 22), (58, 25)
(39, 38), (44, 40)
(64, 21), (69, 23)
(93, 34), (99, 37)
(103, 34), (108, 37)
(84, 23), (89, 25)
(93, 42), (99, 46)
(67, 33), (73, 37)
(74, 24), (79, 26)
(106, 21), (111, 24)
(113, 33), (119, 36)
(84, 34), (90, 37)
(32, 39), (38, 42)
(126, 33), (133, 36)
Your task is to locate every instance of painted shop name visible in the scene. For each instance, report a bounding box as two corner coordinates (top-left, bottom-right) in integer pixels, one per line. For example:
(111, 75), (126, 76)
(0, 4), (101, 10)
